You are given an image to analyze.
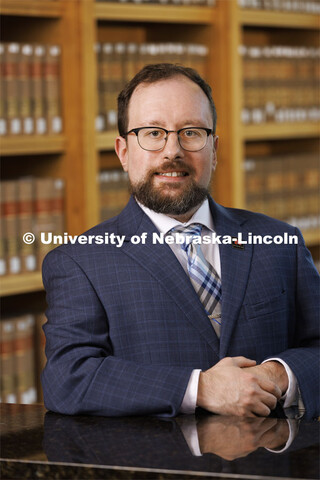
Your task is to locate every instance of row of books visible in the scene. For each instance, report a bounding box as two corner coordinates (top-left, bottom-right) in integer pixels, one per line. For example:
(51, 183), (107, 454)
(0, 42), (62, 136)
(96, 42), (208, 131)
(244, 153), (319, 231)
(100, 170), (130, 220)
(0, 312), (46, 405)
(96, 0), (216, 4)
(240, 45), (320, 124)
(0, 177), (64, 276)
(238, 0), (320, 13)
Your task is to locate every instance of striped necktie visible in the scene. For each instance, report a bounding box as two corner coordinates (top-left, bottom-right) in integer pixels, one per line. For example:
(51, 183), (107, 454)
(170, 224), (222, 336)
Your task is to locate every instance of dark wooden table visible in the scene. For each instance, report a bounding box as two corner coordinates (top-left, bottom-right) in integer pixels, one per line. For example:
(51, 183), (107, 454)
(1, 403), (319, 479)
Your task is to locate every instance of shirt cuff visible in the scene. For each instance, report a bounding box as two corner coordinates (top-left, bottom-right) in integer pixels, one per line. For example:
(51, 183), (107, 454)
(180, 369), (201, 414)
(265, 419), (299, 453)
(262, 358), (299, 408)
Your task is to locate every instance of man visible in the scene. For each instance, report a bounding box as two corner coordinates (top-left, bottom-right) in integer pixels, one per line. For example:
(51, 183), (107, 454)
(41, 64), (319, 419)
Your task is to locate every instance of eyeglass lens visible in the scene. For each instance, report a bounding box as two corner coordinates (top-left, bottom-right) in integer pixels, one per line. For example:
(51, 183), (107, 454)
(137, 127), (208, 152)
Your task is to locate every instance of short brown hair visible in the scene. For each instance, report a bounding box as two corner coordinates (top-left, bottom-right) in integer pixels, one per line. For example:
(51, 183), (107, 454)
(117, 63), (217, 137)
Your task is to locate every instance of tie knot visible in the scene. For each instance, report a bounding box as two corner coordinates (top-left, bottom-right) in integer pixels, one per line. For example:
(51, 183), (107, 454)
(169, 224), (202, 252)
(170, 223), (202, 238)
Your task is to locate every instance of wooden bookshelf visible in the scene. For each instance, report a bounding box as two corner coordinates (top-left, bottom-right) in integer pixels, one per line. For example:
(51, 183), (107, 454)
(1, 0), (319, 303)
(239, 8), (320, 29)
(94, 3), (216, 24)
(0, 272), (44, 297)
(243, 123), (320, 141)
(1, 135), (67, 156)
(0, 0), (64, 18)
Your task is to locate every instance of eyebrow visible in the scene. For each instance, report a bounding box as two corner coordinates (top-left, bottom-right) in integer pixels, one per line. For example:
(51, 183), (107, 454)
(138, 120), (208, 127)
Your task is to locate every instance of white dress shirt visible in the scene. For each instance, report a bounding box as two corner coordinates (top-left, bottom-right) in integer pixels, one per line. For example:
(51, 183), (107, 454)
(138, 199), (300, 413)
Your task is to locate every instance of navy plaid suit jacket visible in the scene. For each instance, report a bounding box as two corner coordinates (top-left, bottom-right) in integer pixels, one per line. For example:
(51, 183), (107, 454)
(41, 197), (320, 418)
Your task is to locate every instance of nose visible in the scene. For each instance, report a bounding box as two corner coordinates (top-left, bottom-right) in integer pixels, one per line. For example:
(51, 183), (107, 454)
(162, 131), (184, 159)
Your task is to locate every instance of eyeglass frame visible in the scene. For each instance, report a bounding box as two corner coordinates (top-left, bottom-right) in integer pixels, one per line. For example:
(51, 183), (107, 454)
(123, 126), (215, 152)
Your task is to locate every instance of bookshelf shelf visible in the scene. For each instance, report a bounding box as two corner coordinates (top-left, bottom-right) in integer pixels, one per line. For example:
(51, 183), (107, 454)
(1, 135), (67, 156)
(94, 3), (215, 24)
(0, 0), (64, 18)
(243, 123), (320, 141)
(302, 229), (320, 247)
(239, 9), (320, 29)
(96, 131), (117, 151)
(0, 272), (44, 297)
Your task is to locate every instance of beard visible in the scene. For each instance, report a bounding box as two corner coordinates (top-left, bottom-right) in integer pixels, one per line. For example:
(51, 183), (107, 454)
(129, 161), (211, 216)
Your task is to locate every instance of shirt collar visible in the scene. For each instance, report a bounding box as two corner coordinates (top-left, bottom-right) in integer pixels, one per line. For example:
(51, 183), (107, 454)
(137, 198), (214, 235)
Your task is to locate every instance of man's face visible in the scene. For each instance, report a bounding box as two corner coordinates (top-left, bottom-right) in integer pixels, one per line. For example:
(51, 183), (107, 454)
(115, 75), (218, 220)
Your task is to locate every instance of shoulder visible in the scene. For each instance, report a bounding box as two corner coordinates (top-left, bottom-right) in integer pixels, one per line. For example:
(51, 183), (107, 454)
(215, 201), (300, 235)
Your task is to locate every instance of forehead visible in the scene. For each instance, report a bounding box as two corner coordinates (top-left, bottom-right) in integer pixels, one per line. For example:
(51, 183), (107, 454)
(127, 75), (212, 127)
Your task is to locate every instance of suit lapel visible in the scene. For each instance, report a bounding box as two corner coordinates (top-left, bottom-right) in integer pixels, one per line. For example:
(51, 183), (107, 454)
(117, 198), (220, 356)
(209, 200), (253, 358)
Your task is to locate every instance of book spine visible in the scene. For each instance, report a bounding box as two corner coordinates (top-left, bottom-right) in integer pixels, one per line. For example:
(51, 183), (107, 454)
(34, 178), (55, 267)
(19, 44), (34, 135)
(51, 178), (65, 238)
(18, 177), (36, 273)
(44, 45), (63, 134)
(95, 43), (106, 132)
(14, 314), (37, 404)
(4, 43), (22, 135)
(0, 184), (7, 276)
(0, 319), (17, 403)
(31, 45), (47, 135)
(2, 180), (21, 275)
(0, 43), (7, 136)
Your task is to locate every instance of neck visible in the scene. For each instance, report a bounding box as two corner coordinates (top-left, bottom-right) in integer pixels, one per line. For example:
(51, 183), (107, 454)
(167, 205), (200, 223)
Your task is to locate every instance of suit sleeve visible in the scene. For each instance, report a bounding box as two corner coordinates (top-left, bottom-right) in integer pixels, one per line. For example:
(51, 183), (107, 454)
(269, 228), (320, 419)
(41, 248), (193, 417)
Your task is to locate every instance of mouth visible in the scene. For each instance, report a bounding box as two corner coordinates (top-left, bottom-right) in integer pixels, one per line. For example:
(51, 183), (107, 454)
(154, 171), (189, 178)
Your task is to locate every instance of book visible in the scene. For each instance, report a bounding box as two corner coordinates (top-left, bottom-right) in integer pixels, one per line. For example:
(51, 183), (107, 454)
(4, 43), (21, 135)
(19, 44), (34, 135)
(0, 318), (16, 403)
(33, 177), (56, 268)
(1, 180), (21, 275)
(0, 43), (6, 136)
(31, 44), (47, 135)
(17, 177), (36, 273)
(44, 45), (63, 134)
(14, 314), (37, 404)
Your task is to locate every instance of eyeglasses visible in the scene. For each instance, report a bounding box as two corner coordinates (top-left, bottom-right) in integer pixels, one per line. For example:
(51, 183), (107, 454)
(124, 126), (214, 152)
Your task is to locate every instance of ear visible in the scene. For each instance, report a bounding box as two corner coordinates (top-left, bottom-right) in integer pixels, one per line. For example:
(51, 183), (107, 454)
(115, 136), (129, 172)
(212, 135), (219, 170)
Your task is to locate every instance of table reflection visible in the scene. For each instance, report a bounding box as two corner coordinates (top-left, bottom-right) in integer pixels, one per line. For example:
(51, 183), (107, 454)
(43, 411), (319, 479)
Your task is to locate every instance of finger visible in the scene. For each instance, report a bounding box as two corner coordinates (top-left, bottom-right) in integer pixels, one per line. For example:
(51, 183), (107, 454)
(252, 402), (271, 417)
(258, 377), (282, 400)
(232, 356), (257, 368)
(259, 391), (279, 411)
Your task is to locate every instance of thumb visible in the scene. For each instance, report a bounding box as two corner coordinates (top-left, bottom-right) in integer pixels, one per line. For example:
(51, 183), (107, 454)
(232, 356), (257, 368)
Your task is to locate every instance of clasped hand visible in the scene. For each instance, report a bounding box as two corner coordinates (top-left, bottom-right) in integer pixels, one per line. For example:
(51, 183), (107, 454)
(197, 357), (288, 417)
